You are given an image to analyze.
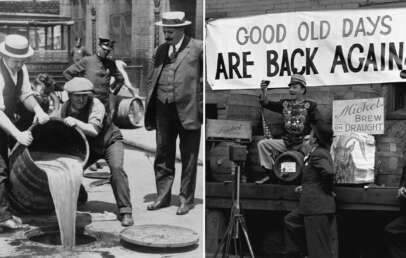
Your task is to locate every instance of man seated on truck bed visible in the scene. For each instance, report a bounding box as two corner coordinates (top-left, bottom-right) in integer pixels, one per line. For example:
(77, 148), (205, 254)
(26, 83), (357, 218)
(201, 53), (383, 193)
(257, 74), (323, 183)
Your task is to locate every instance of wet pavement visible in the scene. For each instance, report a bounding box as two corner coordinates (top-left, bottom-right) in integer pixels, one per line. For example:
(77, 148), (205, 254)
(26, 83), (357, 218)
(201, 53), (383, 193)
(0, 128), (204, 258)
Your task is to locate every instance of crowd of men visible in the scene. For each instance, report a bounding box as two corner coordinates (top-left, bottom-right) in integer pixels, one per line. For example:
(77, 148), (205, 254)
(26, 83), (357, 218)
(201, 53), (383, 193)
(0, 10), (202, 231)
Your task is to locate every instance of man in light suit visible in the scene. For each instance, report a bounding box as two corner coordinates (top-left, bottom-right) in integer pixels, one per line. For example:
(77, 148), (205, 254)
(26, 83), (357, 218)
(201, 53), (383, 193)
(144, 11), (202, 215)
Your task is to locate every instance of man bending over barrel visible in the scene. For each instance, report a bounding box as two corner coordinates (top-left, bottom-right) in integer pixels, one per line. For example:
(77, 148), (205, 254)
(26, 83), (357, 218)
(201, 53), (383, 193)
(0, 35), (50, 230)
(58, 77), (133, 226)
(257, 74), (322, 183)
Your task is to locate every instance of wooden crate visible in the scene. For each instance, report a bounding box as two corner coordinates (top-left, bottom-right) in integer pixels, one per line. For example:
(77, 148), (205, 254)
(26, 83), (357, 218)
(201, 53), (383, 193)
(206, 119), (252, 143)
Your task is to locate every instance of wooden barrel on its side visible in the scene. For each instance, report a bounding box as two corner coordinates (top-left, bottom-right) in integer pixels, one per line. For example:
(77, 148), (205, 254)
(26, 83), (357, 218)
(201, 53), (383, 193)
(375, 136), (404, 187)
(113, 96), (144, 129)
(273, 151), (304, 184)
(8, 119), (89, 214)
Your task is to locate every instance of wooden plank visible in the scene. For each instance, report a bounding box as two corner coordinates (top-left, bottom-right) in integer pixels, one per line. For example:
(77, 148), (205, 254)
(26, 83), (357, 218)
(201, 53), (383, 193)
(206, 119), (252, 142)
(207, 198), (298, 211)
(206, 182), (401, 210)
(207, 198), (400, 212)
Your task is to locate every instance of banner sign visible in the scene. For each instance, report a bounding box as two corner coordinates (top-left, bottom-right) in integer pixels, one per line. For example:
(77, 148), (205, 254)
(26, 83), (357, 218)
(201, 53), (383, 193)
(333, 97), (384, 135)
(206, 8), (406, 90)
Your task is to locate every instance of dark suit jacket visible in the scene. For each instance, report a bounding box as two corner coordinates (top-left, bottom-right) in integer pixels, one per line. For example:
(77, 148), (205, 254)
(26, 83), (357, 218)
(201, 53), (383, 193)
(144, 36), (203, 131)
(298, 146), (336, 215)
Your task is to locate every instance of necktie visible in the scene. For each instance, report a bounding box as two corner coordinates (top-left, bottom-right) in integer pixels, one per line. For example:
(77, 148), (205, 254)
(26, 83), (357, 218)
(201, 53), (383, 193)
(169, 44), (177, 60)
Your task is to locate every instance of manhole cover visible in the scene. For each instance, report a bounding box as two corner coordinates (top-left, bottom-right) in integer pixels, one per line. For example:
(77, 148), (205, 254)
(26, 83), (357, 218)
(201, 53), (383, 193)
(120, 224), (199, 248)
(27, 230), (97, 246)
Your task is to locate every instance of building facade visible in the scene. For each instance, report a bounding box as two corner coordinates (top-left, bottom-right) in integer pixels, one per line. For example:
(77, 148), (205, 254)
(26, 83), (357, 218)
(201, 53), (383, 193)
(61, 0), (203, 95)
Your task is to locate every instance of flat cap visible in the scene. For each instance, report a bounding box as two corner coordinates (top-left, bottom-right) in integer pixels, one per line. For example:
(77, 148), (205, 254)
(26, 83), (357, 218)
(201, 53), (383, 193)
(64, 77), (94, 94)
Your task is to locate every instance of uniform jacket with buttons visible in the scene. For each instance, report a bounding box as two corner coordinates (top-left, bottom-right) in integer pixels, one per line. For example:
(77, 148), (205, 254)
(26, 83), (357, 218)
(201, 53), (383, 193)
(63, 55), (124, 110)
(144, 36), (203, 131)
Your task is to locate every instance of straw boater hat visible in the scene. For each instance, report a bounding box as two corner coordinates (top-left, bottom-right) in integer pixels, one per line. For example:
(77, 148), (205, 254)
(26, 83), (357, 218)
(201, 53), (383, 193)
(0, 34), (34, 58)
(155, 11), (192, 27)
(64, 77), (94, 95)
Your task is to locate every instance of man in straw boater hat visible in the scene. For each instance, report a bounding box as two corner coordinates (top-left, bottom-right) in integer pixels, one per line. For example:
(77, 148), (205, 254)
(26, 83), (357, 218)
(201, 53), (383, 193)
(144, 11), (202, 215)
(0, 34), (50, 229)
(256, 74), (323, 183)
(58, 77), (133, 226)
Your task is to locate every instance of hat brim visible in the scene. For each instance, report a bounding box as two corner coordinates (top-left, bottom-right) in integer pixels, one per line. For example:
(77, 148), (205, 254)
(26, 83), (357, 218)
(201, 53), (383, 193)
(70, 91), (93, 95)
(0, 42), (34, 58)
(100, 45), (113, 51)
(155, 20), (192, 27)
(288, 82), (306, 87)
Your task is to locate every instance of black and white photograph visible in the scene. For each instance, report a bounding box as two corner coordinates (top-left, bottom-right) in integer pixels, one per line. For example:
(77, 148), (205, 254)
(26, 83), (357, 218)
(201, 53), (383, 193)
(0, 0), (203, 257)
(205, 1), (406, 258)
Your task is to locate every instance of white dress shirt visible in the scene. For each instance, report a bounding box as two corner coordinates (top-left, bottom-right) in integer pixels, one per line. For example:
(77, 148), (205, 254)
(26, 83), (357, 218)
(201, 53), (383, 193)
(0, 60), (33, 111)
(168, 35), (184, 57)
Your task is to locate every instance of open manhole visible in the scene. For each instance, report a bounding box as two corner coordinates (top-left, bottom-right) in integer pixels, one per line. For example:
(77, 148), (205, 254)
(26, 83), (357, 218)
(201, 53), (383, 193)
(26, 230), (97, 246)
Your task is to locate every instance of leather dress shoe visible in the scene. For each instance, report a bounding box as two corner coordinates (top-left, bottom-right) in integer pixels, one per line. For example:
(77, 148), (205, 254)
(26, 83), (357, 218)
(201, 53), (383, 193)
(147, 200), (170, 211)
(120, 213), (134, 227)
(176, 203), (193, 215)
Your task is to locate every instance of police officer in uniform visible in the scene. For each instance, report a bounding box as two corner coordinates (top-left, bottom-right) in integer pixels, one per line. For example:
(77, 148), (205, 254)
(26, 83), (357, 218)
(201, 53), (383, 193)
(63, 37), (124, 113)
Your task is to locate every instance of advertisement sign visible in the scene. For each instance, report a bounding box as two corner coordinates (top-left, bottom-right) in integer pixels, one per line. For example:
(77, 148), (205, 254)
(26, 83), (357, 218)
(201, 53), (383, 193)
(332, 97), (384, 135)
(331, 133), (376, 184)
(206, 8), (406, 90)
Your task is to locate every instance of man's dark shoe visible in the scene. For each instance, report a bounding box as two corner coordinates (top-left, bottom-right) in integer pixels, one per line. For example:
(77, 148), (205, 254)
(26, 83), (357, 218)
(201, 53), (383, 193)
(147, 200), (170, 211)
(176, 203), (193, 215)
(120, 213), (134, 227)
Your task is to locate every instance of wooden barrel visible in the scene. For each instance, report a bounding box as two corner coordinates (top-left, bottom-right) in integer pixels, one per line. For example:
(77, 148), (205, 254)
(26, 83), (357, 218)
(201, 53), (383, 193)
(113, 96), (144, 129)
(375, 136), (404, 187)
(8, 119), (89, 214)
(273, 151), (304, 183)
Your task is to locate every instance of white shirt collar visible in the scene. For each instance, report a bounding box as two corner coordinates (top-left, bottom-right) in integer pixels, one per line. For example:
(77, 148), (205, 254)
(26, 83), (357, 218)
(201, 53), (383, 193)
(2, 59), (18, 82)
(175, 35), (184, 51)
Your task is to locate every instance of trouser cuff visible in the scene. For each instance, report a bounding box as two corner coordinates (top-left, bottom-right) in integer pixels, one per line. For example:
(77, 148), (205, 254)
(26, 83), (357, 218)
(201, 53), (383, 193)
(119, 207), (132, 214)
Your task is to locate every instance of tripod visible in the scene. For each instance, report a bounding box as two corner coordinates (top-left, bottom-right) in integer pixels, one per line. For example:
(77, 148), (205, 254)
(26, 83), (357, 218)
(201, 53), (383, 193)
(214, 159), (255, 258)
